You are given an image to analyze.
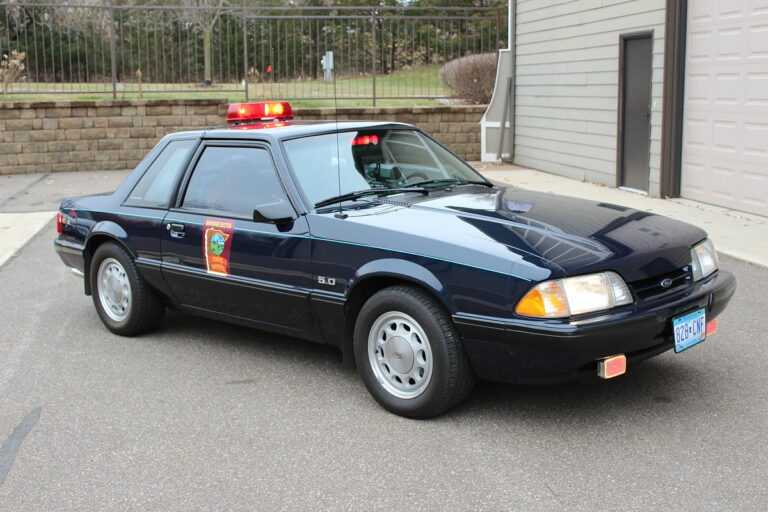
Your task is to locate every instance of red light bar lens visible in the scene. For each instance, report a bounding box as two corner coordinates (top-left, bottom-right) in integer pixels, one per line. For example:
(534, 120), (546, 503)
(226, 102), (293, 123)
(351, 135), (380, 146)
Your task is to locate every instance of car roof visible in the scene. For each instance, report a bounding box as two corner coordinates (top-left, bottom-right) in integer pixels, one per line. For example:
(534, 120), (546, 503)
(168, 120), (416, 143)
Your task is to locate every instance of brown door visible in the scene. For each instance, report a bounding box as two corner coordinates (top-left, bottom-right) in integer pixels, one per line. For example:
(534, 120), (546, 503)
(619, 34), (653, 192)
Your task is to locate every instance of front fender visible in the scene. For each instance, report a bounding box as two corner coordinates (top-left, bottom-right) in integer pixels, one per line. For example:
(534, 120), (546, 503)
(350, 258), (456, 314)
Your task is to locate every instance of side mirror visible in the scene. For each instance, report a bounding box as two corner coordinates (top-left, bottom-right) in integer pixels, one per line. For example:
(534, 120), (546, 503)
(253, 198), (296, 225)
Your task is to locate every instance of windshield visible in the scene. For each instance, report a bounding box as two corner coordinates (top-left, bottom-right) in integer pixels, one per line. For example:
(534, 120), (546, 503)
(282, 129), (487, 207)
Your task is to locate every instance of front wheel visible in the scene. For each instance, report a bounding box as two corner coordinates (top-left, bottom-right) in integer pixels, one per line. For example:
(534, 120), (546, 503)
(90, 242), (164, 336)
(354, 285), (474, 418)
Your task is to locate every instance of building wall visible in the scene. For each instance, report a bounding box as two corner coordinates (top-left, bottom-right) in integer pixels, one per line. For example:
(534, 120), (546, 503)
(513, 0), (666, 196)
(0, 100), (485, 175)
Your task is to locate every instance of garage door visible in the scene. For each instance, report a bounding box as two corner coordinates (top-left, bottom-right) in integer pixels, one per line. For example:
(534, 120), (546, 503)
(681, 1), (768, 216)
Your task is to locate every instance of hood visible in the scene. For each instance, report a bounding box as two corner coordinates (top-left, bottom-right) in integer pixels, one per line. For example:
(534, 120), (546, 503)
(336, 185), (706, 284)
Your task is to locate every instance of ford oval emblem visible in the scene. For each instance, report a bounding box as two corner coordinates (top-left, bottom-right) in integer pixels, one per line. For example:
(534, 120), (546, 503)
(660, 278), (673, 288)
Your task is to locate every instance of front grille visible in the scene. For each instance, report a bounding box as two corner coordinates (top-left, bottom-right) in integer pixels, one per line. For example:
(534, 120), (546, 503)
(630, 266), (692, 300)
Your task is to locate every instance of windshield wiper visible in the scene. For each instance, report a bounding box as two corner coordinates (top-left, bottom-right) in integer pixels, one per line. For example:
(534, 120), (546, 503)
(407, 178), (493, 188)
(315, 187), (429, 209)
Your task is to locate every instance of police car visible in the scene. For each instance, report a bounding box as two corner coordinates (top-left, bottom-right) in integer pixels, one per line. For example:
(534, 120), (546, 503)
(54, 101), (736, 418)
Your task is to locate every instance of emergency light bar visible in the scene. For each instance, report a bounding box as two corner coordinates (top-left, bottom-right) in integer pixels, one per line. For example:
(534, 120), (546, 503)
(226, 102), (293, 124)
(351, 135), (380, 146)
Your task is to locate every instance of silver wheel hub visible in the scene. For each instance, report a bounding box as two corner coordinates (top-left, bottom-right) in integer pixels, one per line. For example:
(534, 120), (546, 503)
(384, 336), (414, 374)
(368, 311), (433, 400)
(97, 257), (132, 322)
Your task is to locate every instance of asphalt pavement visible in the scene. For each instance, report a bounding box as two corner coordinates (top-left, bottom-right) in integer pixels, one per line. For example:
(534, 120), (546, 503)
(0, 173), (766, 511)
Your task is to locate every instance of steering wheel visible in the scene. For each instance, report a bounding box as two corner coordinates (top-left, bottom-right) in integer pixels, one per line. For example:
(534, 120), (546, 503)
(403, 172), (429, 185)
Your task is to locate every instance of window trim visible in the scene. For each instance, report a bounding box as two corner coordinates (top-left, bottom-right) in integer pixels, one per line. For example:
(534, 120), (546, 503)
(170, 140), (297, 223)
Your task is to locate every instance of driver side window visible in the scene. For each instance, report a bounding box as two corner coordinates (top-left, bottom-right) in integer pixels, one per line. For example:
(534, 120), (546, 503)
(182, 146), (286, 218)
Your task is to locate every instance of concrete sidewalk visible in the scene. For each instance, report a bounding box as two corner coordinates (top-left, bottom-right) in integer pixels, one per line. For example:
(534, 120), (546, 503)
(475, 162), (768, 269)
(0, 171), (130, 269)
(0, 211), (57, 268)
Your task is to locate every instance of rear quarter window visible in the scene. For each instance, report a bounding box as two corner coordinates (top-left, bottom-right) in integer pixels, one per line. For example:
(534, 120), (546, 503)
(124, 139), (196, 208)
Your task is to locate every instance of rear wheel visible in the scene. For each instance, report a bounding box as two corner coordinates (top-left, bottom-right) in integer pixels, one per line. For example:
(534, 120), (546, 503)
(354, 285), (474, 418)
(90, 242), (164, 336)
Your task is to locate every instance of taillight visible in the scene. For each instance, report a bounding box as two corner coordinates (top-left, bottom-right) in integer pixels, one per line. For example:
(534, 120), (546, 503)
(56, 212), (64, 234)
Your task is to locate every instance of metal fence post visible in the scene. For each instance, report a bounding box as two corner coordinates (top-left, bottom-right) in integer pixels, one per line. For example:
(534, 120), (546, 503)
(371, 9), (377, 107)
(496, 8), (501, 52)
(108, 0), (118, 99)
(243, 8), (248, 101)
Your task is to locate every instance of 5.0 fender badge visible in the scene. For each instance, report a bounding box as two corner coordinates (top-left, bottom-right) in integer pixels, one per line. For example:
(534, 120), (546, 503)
(317, 276), (336, 286)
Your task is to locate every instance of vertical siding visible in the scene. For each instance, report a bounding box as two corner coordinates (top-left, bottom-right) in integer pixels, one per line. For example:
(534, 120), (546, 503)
(513, 0), (666, 196)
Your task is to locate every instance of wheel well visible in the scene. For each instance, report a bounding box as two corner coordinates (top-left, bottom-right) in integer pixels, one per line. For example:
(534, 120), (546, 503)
(82, 234), (130, 295)
(342, 275), (448, 369)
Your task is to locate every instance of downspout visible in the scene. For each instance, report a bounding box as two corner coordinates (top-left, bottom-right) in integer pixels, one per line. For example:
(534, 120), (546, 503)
(660, 0), (687, 197)
(506, 0), (516, 162)
(480, 0), (517, 162)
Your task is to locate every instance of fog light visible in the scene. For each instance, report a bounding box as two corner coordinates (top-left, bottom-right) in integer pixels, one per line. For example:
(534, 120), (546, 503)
(597, 354), (626, 379)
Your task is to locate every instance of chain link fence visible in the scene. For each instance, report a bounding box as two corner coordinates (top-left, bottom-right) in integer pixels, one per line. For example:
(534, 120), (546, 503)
(0, 3), (504, 104)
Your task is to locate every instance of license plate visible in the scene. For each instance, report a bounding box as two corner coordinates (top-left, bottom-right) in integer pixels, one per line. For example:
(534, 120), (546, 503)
(673, 308), (707, 353)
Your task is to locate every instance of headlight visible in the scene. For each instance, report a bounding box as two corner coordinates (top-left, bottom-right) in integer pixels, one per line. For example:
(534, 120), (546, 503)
(515, 271), (633, 318)
(690, 239), (718, 281)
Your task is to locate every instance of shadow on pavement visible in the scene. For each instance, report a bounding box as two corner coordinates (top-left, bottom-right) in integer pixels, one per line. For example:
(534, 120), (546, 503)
(155, 307), (710, 424)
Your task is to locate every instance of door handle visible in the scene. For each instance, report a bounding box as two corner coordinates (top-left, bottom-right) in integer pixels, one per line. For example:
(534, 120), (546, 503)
(166, 222), (185, 238)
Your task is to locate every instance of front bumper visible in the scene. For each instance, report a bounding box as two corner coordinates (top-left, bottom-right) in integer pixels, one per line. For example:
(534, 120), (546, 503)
(455, 269), (737, 384)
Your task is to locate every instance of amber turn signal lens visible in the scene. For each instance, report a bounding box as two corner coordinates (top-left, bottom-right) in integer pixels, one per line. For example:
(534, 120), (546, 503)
(515, 280), (569, 318)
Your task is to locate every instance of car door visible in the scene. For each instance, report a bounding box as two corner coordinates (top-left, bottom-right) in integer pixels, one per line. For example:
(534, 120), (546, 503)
(160, 141), (319, 339)
(120, 138), (198, 298)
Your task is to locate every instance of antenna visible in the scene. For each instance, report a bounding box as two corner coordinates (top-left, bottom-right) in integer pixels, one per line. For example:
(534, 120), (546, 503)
(332, 46), (347, 219)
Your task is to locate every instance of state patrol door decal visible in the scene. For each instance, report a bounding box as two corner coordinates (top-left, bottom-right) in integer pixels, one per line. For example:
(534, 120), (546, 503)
(203, 218), (235, 276)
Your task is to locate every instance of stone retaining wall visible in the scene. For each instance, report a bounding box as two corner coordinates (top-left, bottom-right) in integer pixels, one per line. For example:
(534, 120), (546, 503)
(0, 99), (485, 175)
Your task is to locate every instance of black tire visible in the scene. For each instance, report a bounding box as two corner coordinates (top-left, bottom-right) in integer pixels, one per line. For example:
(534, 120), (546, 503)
(354, 285), (475, 418)
(90, 242), (164, 336)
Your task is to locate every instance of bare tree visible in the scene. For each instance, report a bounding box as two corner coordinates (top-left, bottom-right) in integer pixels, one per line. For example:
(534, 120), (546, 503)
(1, 50), (26, 94)
(185, 0), (225, 85)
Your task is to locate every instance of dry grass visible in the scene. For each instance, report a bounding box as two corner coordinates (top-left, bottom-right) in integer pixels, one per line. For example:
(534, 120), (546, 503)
(0, 65), (452, 107)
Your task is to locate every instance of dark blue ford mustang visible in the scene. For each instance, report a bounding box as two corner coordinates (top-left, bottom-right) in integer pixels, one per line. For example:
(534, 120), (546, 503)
(54, 103), (736, 418)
